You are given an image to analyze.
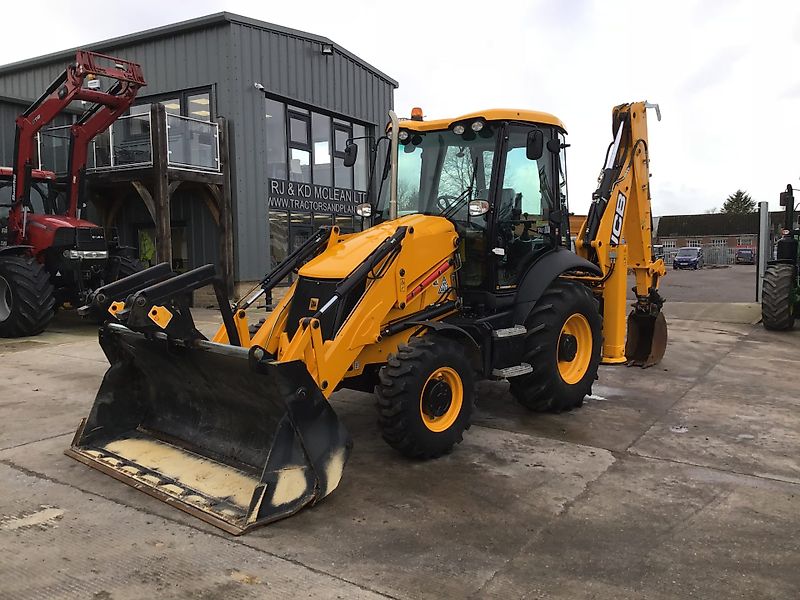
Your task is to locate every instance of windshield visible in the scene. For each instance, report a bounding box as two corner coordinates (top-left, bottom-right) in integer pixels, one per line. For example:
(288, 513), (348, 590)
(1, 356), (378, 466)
(0, 180), (52, 214)
(677, 248), (698, 257)
(376, 124), (497, 221)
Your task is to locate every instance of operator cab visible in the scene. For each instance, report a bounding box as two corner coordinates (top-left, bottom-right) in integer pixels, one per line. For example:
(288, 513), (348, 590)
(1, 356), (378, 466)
(0, 167), (61, 218)
(374, 109), (570, 305)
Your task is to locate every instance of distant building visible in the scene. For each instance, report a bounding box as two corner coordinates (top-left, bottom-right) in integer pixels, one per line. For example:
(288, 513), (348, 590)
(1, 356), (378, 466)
(654, 211), (785, 264)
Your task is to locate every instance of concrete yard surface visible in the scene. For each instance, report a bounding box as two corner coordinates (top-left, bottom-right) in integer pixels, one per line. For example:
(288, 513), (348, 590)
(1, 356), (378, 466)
(0, 306), (799, 599)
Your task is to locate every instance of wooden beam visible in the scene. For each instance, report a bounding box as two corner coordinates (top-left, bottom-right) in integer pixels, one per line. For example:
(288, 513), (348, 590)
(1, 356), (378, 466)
(217, 117), (235, 296)
(104, 197), (124, 230)
(202, 185), (221, 225)
(150, 103), (172, 267)
(130, 181), (156, 222)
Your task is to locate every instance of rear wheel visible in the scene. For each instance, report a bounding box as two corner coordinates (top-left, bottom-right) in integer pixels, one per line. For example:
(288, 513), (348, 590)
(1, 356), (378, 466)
(762, 263), (796, 331)
(376, 335), (474, 458)
(510, 281), (602, 412)
(0, 255), (55, 338)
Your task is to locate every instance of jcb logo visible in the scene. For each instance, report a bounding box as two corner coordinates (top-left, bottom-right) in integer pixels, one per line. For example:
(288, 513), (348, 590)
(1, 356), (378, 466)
(610, 192), (626, 246)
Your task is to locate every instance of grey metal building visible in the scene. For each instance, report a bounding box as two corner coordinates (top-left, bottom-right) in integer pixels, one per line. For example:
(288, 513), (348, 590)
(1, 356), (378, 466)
(0, 12), (396, 288)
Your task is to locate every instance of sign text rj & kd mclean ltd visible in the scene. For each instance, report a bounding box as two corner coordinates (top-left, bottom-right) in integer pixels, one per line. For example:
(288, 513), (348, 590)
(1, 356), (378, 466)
(268, 178), (368, 215)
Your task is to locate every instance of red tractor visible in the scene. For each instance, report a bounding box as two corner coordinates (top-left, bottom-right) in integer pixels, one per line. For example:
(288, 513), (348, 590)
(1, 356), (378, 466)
(0, 51), (146, 337)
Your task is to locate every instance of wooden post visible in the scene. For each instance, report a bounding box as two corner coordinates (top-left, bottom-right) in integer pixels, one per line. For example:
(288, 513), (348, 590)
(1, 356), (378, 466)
(150, 102), (172, 267)
(217, 117), (235, 296)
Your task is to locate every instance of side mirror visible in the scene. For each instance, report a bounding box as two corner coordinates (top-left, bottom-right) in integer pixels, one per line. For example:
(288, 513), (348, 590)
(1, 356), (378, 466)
(468, 200), (489, 217)
(780, 185), (793, 207)
(343, 142), (358, 167)
(355, 202), (372, 217)
(546, 138), (561, 153)
(526, 130), (544, 160)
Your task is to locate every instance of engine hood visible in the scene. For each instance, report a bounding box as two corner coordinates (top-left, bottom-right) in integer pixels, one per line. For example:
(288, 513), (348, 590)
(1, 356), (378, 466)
(28, 214), (100, 231)
(299, 214), (458, 281)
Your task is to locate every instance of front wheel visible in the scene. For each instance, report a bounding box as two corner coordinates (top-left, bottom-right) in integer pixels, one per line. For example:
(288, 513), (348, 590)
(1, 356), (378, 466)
(0, 254), (55, 338)
(510, 281), (602, 412)
(376, 335), (474, 459)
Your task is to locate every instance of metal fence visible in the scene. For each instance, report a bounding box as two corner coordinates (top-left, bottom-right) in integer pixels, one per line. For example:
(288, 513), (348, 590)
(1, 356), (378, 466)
(662, 245), (747, 266)
(36, 109), (220, 174)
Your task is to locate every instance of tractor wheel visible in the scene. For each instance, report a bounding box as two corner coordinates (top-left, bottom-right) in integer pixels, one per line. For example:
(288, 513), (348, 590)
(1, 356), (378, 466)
(762, 263), (796, 331)
(510, 281), (602, 413)
(0, 255), (55, 338)
(376, 335), (474, 459)
(115, 255), (143, 279)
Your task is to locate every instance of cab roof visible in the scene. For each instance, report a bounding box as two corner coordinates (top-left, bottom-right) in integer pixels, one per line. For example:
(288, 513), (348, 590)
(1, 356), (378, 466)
(398, 108), (566, 132)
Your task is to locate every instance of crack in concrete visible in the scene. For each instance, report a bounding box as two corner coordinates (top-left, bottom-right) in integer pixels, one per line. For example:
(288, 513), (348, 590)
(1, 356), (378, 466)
(0, 431), (76, 453)
(624, 451), (800, 487)
(0, 458), (401, 600)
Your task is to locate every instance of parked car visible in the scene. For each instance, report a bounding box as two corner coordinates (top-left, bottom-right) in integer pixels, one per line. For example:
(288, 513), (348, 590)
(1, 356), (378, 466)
(735, 247), (756, 264)
(673, 247), (704, 270)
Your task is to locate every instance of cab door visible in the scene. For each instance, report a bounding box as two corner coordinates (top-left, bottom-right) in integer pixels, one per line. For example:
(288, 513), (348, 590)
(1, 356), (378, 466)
(490, 124), (559, 290)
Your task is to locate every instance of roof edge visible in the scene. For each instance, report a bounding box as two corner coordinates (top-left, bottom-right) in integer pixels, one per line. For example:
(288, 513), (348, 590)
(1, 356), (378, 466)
(0, 12), (397, 88)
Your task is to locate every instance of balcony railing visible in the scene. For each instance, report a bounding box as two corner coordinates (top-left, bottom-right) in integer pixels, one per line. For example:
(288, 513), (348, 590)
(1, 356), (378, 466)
(36, 108), (221, 174)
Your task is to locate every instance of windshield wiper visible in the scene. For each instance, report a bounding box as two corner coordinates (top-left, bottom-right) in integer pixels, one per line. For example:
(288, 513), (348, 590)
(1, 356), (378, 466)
(442, 154), (480, 220)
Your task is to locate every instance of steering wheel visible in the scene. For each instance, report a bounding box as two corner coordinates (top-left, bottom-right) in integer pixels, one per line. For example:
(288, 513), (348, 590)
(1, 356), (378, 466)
(437, 194), (459, 211)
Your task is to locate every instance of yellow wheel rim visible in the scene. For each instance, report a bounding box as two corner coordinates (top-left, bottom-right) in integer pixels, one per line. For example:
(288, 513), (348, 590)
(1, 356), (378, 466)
(557, 313), (593, 385)
(420, 367), (463, 433)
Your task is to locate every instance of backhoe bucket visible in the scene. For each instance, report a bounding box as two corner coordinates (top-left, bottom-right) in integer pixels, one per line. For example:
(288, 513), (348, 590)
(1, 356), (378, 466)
(66, 324), (351, 535)
(625, 310), (668, 367)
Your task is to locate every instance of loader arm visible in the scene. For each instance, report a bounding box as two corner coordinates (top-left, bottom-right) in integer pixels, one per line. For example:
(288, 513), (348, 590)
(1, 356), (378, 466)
(8, 51), (144, 242)
(574, 101), (667, 366)
(68, 213), (461, 534)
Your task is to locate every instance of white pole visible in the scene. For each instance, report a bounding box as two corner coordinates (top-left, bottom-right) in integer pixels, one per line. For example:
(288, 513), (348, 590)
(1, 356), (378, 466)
(388, 110), (399, 220)
(757, 201), (769, 302)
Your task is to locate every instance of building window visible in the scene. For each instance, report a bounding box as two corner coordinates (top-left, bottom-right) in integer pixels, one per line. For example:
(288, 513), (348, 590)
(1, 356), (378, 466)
(737, 235), (754, 247)
(265, 99), (287, 180)
(687, 239), (702, 247)
(712, 238), (727, 247)
(161, 98), (181, 115)
(288, 110), (312, 183)
(264, 95), (373, 270)
(312, 112), (332, 186)
(187, 92), (211, 121)
(131, 88), (214, 121)
(662, 239), (676, 248)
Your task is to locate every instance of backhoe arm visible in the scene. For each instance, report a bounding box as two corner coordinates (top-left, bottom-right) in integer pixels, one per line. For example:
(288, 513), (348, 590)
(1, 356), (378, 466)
(576, 101), (667, 366)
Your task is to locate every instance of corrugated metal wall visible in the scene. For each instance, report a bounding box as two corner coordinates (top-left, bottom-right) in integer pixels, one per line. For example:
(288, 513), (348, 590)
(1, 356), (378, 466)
(0, 16), (395, 282)
(228, 21), (395, 280)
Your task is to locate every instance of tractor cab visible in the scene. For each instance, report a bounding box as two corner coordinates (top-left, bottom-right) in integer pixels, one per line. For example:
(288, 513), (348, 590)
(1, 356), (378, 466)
(373, 109), (570, 308)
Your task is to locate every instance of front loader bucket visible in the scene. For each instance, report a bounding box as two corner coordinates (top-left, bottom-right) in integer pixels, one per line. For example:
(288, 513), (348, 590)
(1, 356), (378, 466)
(66, 324), (351, 535)
(625, 310), (668, 368)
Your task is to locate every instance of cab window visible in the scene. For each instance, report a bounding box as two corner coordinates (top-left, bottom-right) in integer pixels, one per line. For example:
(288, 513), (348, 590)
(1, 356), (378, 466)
(494, 125), (555, 288)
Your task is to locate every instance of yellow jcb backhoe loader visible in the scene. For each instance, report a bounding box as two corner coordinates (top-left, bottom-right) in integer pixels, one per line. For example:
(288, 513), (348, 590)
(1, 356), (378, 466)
(67, 101), (667, 534)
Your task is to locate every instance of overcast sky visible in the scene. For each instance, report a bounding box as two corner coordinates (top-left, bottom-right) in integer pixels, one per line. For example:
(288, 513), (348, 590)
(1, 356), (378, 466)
(2, 0), (798, 215)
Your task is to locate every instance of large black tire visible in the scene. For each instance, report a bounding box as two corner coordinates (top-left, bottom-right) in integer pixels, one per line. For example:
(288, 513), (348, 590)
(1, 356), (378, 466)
(510, 281), (602, 413)
(115, 255), (143, 279)
(762, 263), (796, 331)
(0, 255), (55, 338)
(376, 335), (474, 459)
